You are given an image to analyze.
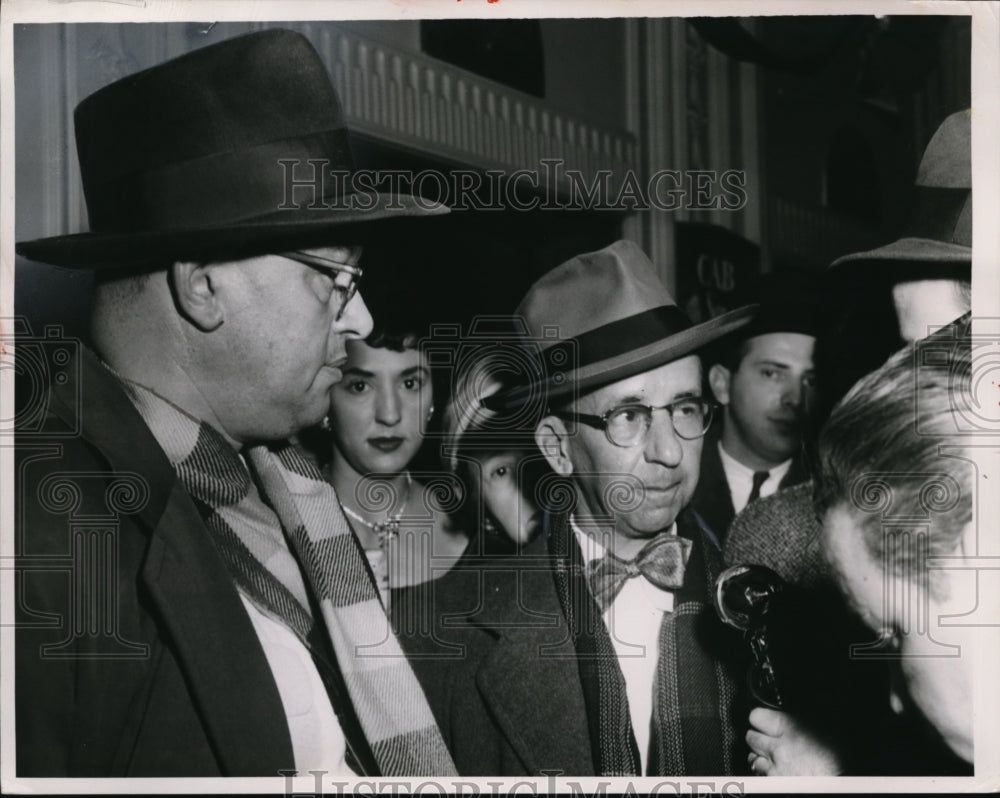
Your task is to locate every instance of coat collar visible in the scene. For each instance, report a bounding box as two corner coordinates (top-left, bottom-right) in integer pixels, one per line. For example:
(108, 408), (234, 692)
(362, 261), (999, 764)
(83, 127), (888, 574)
(49, 347), (295, 775)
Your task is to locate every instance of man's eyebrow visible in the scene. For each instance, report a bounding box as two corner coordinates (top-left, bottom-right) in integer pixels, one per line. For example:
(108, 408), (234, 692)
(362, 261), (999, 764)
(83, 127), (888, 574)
(603, 393), (646, 408)
(750, 359), (792, 369)
(602, 389), (701, 409)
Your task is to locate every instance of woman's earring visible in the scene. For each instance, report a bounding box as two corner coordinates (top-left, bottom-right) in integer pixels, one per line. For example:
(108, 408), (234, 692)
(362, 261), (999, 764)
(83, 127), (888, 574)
(426, 404), (435, 422)
(320, 416), (332, 432)
(483, 516), (500, 537)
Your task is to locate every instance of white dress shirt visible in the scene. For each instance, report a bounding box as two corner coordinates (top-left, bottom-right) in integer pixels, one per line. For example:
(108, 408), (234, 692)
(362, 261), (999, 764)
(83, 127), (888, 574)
(571, 517), (677, 774)
(717, 441), (792, 514)
(239, 594), (356, 775)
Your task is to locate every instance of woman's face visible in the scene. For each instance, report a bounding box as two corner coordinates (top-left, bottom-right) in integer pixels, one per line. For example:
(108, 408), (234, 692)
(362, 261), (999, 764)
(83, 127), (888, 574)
(475, 450), (541, 544)
(328, 340), (432, 476)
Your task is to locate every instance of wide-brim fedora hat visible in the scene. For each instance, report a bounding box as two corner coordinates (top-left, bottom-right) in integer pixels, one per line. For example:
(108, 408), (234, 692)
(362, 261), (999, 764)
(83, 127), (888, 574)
(484, 240), (756, 411)
(16, 29), (447, 269)
(831, 109), (971, 269)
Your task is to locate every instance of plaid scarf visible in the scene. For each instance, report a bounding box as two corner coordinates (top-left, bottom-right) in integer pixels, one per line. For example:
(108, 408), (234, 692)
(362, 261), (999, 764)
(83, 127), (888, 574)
(550, 510), (743, 776)
(122, 381), (457, 777)
(646, 510), (742, 775)
(550, 513), (641, 776)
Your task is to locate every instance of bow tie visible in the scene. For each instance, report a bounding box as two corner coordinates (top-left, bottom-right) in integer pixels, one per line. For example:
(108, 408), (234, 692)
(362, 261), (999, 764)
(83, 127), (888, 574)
(586, 533), (693, 612)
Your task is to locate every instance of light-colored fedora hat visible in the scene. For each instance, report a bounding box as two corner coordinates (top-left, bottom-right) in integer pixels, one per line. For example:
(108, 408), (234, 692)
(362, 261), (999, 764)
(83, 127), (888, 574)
(831, 109), (971, 268)
(484, 239), (756, 410)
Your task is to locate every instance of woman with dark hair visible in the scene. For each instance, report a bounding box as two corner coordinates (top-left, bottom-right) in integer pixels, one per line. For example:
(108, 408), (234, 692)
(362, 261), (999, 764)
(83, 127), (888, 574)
(321, 323), (468, 608)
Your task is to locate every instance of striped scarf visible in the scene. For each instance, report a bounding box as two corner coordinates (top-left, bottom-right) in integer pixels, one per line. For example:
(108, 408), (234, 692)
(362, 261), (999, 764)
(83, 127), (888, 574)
(122, 380), (457, 777)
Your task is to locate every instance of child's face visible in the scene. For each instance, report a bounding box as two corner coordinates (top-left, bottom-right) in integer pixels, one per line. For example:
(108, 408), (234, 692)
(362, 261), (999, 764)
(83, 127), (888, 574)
(476, 450), (541, 544)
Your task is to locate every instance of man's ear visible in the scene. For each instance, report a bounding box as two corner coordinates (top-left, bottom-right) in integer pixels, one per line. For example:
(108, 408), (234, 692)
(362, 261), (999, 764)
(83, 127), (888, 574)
(171, 261), (225, 331)
(708, 363), (732, 405)
(535, 416), (575, 476)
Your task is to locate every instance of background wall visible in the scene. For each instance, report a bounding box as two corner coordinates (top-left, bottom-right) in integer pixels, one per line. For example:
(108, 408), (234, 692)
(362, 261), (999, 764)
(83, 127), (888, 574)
(13, 14), (971, 341)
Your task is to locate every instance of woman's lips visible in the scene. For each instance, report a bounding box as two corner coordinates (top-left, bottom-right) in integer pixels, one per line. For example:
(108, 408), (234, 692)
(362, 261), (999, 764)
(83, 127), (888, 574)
(368, 436), (405, 452)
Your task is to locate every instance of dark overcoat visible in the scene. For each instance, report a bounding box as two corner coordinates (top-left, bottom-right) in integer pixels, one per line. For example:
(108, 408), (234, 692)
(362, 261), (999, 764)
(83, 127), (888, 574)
(15, 348), (365, 776)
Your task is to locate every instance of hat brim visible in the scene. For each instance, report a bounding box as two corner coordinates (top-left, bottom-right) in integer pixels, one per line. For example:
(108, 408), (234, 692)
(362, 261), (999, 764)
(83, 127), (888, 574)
(830, 236), (971, 269)
(16, 192), (447, 269)
(487, 303), (757, 411)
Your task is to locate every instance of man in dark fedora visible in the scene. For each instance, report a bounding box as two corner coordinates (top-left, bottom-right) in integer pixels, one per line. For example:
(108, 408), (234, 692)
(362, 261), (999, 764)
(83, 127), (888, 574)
(397, 240), (755, 776)
(832, 109), (972, 342)
(690, 273), (823, 543)
(14, 29), (456, 777)
(811, 108), (974, 422)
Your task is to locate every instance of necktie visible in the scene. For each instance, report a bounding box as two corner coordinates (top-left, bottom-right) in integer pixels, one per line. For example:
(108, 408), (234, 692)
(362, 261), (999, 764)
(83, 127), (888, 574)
(747, 470), (770, 505)
(587, 533), (693, 612)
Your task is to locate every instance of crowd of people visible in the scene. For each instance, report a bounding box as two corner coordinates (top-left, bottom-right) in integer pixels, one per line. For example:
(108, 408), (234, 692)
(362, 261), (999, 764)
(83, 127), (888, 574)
(13, 29), (978, 780)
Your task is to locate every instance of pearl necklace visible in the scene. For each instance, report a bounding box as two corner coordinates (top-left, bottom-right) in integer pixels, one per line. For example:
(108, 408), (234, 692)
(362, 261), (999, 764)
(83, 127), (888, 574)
(341, 473), (412, 548)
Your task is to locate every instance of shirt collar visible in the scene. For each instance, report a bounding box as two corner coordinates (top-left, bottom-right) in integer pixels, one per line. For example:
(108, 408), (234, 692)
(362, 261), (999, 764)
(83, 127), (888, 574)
(569, 514), (678, 564)
(717, 440), (793, 485)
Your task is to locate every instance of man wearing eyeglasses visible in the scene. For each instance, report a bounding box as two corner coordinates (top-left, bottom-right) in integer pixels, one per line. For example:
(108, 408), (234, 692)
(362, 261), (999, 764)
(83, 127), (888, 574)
(397, 240), (755, 776)
(14, 30), (457, 778)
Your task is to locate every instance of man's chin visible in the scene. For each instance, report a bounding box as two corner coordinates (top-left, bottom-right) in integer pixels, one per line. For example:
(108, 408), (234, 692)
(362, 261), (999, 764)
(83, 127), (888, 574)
(765, 449), (799, 465)
(620, 506), (682, 536)
(764, 427), (802, 453)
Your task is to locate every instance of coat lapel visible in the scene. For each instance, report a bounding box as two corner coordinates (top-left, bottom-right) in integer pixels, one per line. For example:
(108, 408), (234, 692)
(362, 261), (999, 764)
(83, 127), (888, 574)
(141, 487), (295, 774)
(56, 349), (295, 774)
(466, 535), (595, 776)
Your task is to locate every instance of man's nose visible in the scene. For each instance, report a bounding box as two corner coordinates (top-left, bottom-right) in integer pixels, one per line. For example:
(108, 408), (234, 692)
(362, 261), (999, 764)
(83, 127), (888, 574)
(781, 378), (804, 410)
(645, 409), (684, 467)
(336, 290), (374, 340)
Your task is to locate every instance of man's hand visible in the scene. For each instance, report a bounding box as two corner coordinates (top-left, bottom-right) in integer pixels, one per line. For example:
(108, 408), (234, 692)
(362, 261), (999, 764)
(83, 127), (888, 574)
(745, 706), (844, 776)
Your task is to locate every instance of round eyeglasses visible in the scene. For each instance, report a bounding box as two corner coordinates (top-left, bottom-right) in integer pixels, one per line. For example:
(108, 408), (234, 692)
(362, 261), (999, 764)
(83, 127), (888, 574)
(279, 250), (363, 321)
(552, 398), (717, 448)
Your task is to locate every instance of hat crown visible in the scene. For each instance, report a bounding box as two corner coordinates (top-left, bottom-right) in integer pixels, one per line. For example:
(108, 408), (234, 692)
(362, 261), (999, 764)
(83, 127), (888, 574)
(517, 240), (677, 345)
(15, 28), (448, 268)
(75, 29), (346, 191)
(916, 109), (970, 190)
(68, 29), (355, 237)
(484, 240), (755, 410)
